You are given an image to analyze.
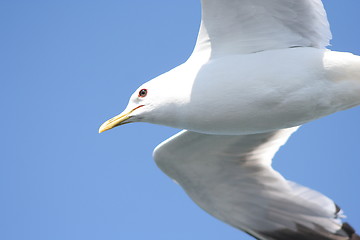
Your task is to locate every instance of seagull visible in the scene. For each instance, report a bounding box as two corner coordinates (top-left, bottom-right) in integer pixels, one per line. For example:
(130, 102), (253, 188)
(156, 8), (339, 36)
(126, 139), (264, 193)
(99, 0), (360, 239)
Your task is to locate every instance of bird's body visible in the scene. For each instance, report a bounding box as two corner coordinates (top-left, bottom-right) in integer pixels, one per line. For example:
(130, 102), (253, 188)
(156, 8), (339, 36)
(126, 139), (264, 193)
(99, 0), (360, 239)
(146, 48), (360, 134)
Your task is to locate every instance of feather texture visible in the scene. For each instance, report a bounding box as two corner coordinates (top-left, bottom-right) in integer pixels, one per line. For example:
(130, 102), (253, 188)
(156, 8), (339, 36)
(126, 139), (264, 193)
(154, 128), (358, 239)
(192, 0), (332, 58)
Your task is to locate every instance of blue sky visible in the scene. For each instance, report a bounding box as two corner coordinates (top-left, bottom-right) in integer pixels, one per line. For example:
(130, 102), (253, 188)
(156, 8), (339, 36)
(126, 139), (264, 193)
(1, 1), (359, 240)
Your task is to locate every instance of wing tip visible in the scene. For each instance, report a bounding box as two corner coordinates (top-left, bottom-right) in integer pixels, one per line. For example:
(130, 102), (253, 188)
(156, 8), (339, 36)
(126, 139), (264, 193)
(341, 222), (360, 240)
(256, 222), (359, 240)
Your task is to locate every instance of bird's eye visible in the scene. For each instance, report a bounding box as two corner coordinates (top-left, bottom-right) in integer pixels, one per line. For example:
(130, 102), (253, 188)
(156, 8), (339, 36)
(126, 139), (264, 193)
(138, 89), (147, 98)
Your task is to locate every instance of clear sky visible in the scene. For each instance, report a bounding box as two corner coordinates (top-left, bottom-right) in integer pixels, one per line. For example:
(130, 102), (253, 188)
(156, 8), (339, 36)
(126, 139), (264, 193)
(1, 1), (359, 240)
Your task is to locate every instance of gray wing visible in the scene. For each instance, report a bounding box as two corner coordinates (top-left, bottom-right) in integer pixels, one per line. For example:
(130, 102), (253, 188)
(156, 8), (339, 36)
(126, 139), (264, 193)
(192, 0), (332, 58)
(153, 128), (358, 240)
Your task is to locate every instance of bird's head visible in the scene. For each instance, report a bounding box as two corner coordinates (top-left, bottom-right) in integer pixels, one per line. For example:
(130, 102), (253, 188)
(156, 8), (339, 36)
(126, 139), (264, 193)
(99, 84), (157, 133)
(98, 69), (193, 133)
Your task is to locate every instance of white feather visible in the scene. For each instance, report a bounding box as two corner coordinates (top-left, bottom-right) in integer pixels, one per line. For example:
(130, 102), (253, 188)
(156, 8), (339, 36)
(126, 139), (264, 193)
(193, 0), (332, 58)
(153, 128), (348, 238)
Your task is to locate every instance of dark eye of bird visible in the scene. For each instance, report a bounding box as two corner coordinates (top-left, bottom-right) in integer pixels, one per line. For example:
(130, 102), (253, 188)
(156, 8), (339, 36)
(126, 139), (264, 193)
(138, 89), (147, 97)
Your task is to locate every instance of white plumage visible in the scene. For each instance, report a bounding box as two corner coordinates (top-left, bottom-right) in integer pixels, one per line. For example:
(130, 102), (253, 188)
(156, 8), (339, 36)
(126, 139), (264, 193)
(194, 0), (332, 57)
(99, 1), (360, 239)
(154, 128), (350, 239)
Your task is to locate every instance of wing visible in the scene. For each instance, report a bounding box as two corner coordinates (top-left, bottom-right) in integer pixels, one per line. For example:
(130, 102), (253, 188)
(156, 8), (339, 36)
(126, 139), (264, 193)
(192, 0), (332, 58)
(153, 128), (359, 240)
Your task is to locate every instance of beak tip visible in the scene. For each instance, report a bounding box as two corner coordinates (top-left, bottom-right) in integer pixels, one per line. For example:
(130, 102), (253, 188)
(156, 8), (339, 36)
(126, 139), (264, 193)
(99, 107), (138, 134)
(98, 122), (109, 134)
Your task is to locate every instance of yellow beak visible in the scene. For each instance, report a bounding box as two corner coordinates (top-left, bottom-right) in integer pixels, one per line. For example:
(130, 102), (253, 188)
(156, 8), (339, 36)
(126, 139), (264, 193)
(98, 105), (144, 133)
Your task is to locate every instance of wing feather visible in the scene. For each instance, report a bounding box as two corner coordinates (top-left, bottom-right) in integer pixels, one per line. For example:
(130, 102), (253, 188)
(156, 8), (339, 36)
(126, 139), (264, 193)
(153, 128), (357, 240)
(192, 0), (332, 58)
